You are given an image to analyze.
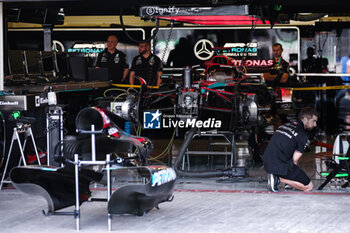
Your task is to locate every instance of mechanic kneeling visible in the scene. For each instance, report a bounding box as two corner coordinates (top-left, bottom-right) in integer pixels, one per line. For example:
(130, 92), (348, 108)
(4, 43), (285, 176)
(263, 107), (319, 192)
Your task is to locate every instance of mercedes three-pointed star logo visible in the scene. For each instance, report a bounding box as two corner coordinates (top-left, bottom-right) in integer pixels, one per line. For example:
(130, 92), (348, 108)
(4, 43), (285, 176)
(193, 39), (215, 61)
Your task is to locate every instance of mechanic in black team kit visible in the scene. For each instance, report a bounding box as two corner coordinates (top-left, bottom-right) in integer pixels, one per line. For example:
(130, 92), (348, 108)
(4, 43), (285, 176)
(263, 107), (319, 192)
(129, 41), (162, 87)
(96, 35), (129, 83)
(263, 43), (290, 84)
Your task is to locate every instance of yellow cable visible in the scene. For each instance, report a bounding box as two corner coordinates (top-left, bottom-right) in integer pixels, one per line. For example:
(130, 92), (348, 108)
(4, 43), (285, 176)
(127, 87), (139, 94)
(132, 126), (142, 155)
(148, 157), (167, 165)
(150, 129), (176, 160)
(112, 84), (159, 89)
(292, 85), (350, 91)
(137, 126), (142, 136)
(111, 93), (127, 110)
(103, 88), (127, 98)
(242, 66), (247, 75)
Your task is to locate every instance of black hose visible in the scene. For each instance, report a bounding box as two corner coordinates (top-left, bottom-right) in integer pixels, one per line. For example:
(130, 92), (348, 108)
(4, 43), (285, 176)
(150, 93), (175, 105)
(119, 9), (160, 43)
(53, 138), (81, 162)
(173, 128), (219, 177)
(229, 76), (247, 132)
(146, 89), (177, 95)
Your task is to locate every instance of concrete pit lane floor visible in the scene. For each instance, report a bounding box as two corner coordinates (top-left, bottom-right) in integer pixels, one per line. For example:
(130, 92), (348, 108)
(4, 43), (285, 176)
(1, 139), (350, 233)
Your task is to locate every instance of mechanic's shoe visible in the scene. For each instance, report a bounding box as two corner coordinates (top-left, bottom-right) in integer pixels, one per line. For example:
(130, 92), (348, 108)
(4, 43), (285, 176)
(284, 184), (295, 190)
(267, 173), (279, 192)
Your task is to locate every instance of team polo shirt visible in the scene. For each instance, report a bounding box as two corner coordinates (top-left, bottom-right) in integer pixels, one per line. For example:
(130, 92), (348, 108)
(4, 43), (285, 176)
(263, 119), (309, 176)
(270, 58), (289, 74)
(96, 49), (128, 83)
(130, 54), (162, 86)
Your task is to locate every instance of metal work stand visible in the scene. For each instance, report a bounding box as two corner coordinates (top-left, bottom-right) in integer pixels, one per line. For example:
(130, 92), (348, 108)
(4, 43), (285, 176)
(318, 134), (350, 190)
(46, 106), (64, 166)
(182, 130), (237, 170)
(73, 154), (112, 231)
(72, 124), (113, 231)
(44, 124), (114, 231)
(0, 123), (41, 190)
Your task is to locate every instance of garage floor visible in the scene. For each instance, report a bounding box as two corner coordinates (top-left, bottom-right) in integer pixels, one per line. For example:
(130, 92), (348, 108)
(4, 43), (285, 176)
(1, 139), (350, 233)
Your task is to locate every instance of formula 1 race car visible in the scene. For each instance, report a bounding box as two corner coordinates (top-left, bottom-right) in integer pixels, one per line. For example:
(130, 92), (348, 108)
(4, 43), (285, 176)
(106, 57), (286, 177)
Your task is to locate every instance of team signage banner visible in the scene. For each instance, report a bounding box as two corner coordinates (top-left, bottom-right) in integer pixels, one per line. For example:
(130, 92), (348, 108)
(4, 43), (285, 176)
(139, 5), (248, 17)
